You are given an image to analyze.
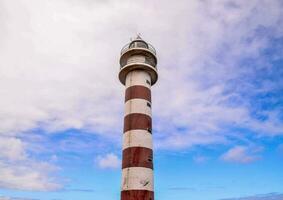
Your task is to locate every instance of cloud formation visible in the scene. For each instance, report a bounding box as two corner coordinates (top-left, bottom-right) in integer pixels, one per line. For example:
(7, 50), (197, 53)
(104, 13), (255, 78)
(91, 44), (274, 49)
(96, 153), (121, 169)
(221, 193), (283, 200)
(193, 155), (209, 164)
(0, 136), (61, 191)
(0, 0), (282, 144)
(221, 146), (262, 164)
(0, 197), (38, 200)
(0, 137), (26, 161)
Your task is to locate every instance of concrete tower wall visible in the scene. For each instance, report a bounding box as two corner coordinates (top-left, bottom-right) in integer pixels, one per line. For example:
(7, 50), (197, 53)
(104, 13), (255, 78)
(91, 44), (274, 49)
(121, 70), (154, 200)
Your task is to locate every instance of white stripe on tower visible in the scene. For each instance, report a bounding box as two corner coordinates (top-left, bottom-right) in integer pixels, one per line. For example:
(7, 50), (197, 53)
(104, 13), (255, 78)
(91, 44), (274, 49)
(123, 130), (153, 150)
(125, 70), (151, 89)
(124, 99), (151, 117)
(122, 167), (154, 191)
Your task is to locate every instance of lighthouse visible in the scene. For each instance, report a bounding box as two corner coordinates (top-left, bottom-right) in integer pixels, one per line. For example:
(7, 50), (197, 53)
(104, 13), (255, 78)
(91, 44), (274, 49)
(119, 36), (158, 200)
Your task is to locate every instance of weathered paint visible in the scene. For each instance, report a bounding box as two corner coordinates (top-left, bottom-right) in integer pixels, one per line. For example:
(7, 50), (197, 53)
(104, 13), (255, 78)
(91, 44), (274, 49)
(127, 55), (146, 65)
(122, 147), (153, 169)
(125, 85), (151, 102)
(123, 130), (153, 150)
(125, 99), (151, 117)
(121, 190), (154, 200)
(121, 167), (154, 191)
(125, 70), (151, 89)
(124, 113), (152, 133)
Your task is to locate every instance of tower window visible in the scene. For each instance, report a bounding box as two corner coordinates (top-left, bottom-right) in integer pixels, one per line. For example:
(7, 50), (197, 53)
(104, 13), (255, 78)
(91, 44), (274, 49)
(147, 102), (151, 108)
(146, 80), (151, 85)
(147, 128), (152, 133)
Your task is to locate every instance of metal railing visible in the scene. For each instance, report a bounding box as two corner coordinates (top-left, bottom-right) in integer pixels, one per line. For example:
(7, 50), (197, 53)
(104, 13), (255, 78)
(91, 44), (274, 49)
(120, 42), (156, 55)
(120, 57), (157, 69)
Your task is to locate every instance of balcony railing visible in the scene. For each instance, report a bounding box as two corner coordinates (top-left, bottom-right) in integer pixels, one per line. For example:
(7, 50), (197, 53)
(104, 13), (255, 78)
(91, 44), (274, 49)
(120, 56), (157, 69)
(120, 42), (156, 55)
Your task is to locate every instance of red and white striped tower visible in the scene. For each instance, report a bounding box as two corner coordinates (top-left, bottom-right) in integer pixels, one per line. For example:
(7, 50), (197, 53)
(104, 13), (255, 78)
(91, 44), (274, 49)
(119, 36), (158, 200)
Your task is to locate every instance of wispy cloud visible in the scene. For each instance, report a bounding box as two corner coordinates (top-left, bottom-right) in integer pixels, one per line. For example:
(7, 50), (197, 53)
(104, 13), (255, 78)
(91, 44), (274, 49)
(59, 188), (95, 193)
(167, 187), (196, 191)
(221, 146), (263, 164)
(220, 193), (283, 200)
(0, 160), (61, 191)
(96, 153), (121, 169)
(0, 196), (39, 200)
(0, 0), (282, 146)
(0, 136), (27, 161)
(0, 136), (61, 191)
(193, 155), (209, 164)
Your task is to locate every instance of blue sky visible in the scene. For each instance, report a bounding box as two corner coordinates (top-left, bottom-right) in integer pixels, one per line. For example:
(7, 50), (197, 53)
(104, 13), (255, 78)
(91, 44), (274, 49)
(0, 0), (283, 200)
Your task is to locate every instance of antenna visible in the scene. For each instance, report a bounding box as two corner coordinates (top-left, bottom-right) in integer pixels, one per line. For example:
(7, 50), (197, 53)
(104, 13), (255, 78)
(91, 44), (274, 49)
(137, 33), (142, 39)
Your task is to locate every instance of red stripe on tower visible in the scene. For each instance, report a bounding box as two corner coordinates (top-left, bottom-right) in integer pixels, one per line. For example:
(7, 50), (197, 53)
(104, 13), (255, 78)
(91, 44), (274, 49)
(125, 85), (151, 102)
(122, 147), (153, 169)
(121, 190), (154, 200)
(124, 113), (152, 133)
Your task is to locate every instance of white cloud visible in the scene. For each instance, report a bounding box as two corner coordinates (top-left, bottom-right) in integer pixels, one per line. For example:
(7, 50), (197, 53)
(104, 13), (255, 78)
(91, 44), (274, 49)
(221, 146), (262, 164)
(0, 198), (9, 200)
(0, 136), (61, 191)
(0, 0), (282, 141)
(0, 160), (61, 191)
(0, 196), (38, 200)
(221, 193), (283, 200)
(0, 137), (27, 161)
(96, 153), (120, 169)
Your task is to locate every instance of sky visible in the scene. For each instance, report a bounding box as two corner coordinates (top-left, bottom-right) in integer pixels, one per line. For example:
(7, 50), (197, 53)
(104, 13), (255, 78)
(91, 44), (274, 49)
(0, 0), (283, 200)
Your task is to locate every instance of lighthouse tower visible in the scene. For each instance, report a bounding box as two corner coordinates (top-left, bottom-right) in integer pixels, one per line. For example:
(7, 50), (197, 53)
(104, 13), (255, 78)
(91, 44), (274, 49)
(119, 36), (158, 200)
